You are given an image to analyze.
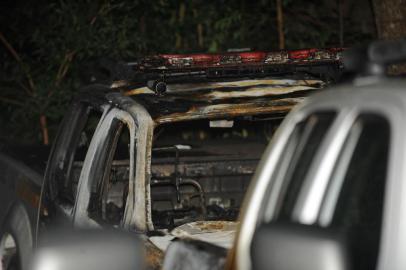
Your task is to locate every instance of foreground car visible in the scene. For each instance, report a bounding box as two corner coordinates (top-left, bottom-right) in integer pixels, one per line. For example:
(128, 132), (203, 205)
(231, 40), (406, 270)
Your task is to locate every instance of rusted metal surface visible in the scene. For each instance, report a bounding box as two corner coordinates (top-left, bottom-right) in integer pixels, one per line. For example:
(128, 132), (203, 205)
(173, 221), (237, 233)
(145, 240), (164, 270)
(148, 221), (238, 254)
(192, 221), (234, 231)
(171, 221), (238, 249)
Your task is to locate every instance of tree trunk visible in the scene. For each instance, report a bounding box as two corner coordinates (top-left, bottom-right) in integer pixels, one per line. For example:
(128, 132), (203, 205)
(372, 0), (406, 39)
(40, 114), (49, 145)
(372, 0), (406, 74)
(276, 0), (285, 49)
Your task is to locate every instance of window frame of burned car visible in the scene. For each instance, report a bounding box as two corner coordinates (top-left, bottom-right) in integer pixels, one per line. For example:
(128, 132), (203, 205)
(261, 111), (391, 270)
(72, 107), (137, 229)
(39, 100), (108, 226)
(87, 119), (133, 226)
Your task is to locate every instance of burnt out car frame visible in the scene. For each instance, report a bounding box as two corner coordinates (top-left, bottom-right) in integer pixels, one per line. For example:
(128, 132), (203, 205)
(0, 49), (343, 270)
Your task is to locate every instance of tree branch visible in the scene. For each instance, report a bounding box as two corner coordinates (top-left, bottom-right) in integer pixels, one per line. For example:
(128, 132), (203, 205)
(0, 32), (36, 94)
(50, 51), (75, 97)
(0, 96), (24, 106)
(17, 82), (34, 96)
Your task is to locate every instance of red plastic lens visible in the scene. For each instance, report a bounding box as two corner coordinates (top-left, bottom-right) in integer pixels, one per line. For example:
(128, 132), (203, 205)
(289, 49), (317, 60)
(239, 52), (267, 63)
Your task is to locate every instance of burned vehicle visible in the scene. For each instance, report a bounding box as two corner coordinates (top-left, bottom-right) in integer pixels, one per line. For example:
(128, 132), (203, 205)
(0, 49), (343, 270)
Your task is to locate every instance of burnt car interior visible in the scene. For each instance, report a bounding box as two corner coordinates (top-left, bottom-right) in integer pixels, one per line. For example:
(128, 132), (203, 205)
(70, 114), (282, 229)
(150, 116), (281, 229)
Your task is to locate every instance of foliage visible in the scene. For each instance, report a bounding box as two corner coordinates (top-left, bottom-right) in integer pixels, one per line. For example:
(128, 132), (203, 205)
(0, 0), (375, 144)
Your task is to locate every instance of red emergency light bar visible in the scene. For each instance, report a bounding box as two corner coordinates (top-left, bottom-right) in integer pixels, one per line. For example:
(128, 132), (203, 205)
(154, 48), (343, 69)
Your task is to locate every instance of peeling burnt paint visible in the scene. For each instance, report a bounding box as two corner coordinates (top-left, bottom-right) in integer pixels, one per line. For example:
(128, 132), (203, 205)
(203, 86), (316, 100)
(155, 98), (302, 124)
(123, 78), (324, 97)
(164, 78), (324, 93)
(107, 93), (155, 232)
(121, 78), (323, 124)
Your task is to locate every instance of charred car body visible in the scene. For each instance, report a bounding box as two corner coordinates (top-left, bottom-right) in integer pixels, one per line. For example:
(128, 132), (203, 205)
(0, 49), (343, 270)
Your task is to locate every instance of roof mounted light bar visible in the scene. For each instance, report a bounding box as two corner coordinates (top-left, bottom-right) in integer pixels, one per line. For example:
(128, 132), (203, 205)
(112, 48), (344, 92)
(138, 48), (343, 69)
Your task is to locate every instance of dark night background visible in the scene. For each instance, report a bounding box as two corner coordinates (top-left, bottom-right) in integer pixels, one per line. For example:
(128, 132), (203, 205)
(0, 0), (381, 145)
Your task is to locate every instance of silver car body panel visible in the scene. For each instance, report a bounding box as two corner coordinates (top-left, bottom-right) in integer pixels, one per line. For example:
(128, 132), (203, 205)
(234, 79), (406, 270)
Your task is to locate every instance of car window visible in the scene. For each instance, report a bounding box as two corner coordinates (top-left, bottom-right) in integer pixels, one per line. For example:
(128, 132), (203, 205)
(265, 113), (390, 269)
(326, 114), (389, 269)
(263, 111), (337, 220)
